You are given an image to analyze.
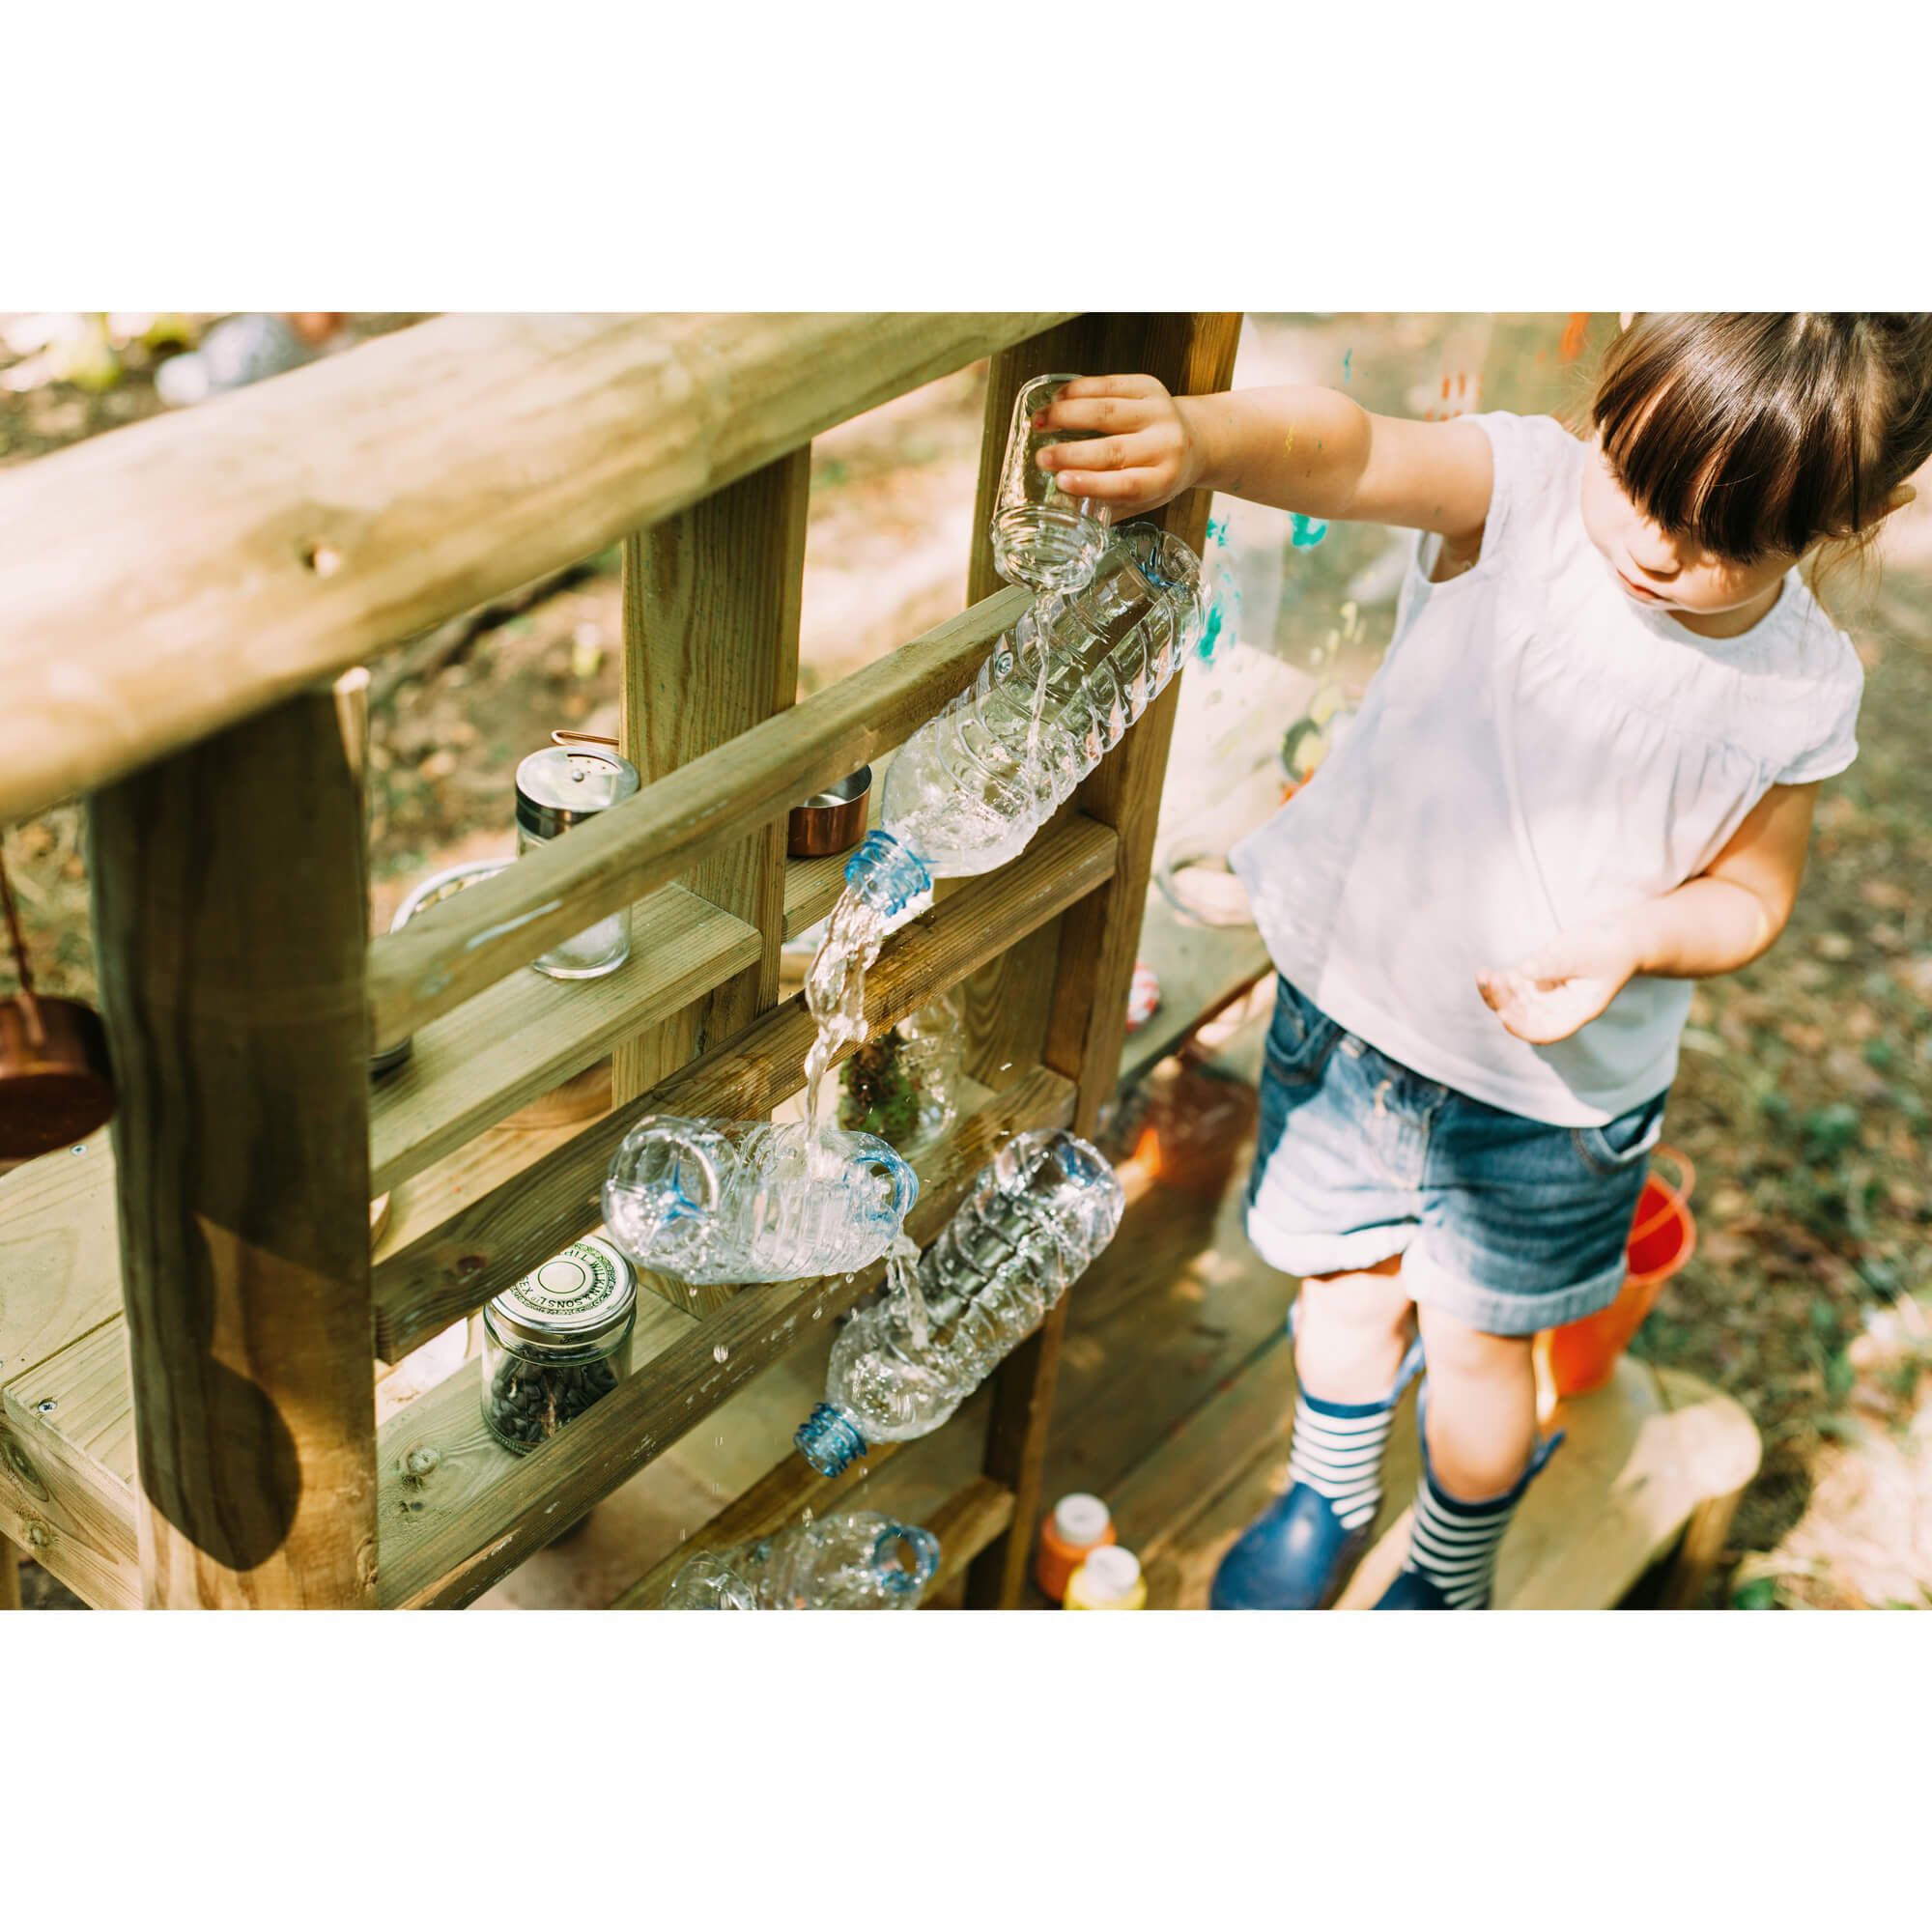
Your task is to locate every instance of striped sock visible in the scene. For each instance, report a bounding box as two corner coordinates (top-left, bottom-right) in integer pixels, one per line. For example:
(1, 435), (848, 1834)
(1287, 1390), (1398, 1533)
(1402, 1462), (1521, 1609)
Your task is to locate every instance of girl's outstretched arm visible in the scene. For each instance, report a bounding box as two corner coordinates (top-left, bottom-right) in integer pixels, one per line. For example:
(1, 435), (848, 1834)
(1032, 376), (1493, 541)
(1478, 783), (1821, 1045)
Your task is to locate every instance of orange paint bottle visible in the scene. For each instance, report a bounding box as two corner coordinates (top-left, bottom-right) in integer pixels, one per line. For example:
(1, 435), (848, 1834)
(1035, 1492), (1116, 1604)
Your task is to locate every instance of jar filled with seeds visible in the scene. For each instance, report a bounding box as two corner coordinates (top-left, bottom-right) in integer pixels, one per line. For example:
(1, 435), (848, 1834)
(481, 1235), (637, 1454)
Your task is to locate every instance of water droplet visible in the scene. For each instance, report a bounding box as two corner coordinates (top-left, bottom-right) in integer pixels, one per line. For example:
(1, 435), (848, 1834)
(811, 1306), (823, 1321)
(712, 1343), (729, 1363)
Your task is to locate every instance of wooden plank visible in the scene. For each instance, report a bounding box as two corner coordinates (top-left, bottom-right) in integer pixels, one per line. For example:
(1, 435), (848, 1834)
(0, 1321), (140, 1610)
(611, 449), (809, 1319)
(923, 1478), (1017, 1602)
(374, 1064), (1076, 1607)
(969, 311), (1245, 1611)
(619, 445), (806, 1073)
(0, 1130), (120, 1390)
(369, 884), (758, 1196)
(0, 1533), (17, 1611)
(368, 584), (1030, 1046)
(612, 1438), (909, 1608)
(0, 312), (1072, 823)
(1112, 1346), (1762, 1610)
(370, 812), (1118, 1360)
(91, 690), (379, 1608)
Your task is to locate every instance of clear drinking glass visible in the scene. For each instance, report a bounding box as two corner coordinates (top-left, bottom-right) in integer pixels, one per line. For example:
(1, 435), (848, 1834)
(989, 373), (1112, 596)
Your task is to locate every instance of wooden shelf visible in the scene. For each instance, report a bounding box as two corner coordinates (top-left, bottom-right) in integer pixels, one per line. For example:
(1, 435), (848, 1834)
(1, 1067), (1072, 1615)
(370, 883), (760, 1196)
(369, 811), (1118, 1362)
(0, 310), (1245, 1612)
(368, 589), (1029, 1043)
(373, 1063), (1075, 1609)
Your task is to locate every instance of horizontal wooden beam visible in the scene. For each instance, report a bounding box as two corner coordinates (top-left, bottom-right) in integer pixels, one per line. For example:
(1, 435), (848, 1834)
(0, 312), (1071, 823)
(370, 811), (1118, 1360)
(375, 1064), (1075, 1608)
(0, 1321), (140, 1611)
(369, 883), (759, 1197)
(367, 586), (1029, 1045)
(922, 1478), (1017, 1604)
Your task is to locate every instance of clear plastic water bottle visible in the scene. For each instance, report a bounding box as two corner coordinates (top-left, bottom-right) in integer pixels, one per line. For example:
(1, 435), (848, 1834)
(839, 526), (1207, 920)
(663, 1510), (941, 1609)
(795, 1129), (1125, 1475)
(602, 1117), (919, 1286)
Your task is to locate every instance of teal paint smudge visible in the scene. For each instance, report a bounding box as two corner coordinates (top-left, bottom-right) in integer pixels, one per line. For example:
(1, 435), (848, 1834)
(1290, 514), (1329, 549)
(1343, 349), (1353, 384)
(1197, 602), (1226, 662)
(1207, 516), (1230, 548)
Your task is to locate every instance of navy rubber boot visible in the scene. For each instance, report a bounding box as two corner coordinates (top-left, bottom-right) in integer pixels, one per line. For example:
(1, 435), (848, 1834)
(1372, 1390), (1563, 1610)
(1209, 1333), (1423, 1610)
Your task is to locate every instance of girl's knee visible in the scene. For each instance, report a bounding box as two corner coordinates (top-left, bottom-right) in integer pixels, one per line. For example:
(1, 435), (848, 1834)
(1299, 1256), (1412, 1337)
(1415, 1301), (1532, 1377)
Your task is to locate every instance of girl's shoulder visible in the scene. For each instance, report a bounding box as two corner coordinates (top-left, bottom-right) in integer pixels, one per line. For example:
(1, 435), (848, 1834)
(1463, 411), (1586, 556)
(1739, 576), (1865, 785)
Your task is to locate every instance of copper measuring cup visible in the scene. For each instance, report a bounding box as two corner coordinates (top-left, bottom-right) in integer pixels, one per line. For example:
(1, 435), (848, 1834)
(0, 844), (116, 1160)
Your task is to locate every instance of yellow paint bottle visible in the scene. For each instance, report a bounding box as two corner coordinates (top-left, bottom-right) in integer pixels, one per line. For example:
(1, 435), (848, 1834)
(1064, 1544), (1147, 1611)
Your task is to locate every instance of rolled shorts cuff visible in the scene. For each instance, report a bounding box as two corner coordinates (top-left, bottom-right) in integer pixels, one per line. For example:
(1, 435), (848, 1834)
(1397, 1241), (1631, 1338)
(1242, 1201), (1414, 1280)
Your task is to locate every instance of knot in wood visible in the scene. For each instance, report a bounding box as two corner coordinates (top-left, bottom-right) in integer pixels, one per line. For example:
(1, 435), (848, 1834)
(403, 1445), (441, 1484)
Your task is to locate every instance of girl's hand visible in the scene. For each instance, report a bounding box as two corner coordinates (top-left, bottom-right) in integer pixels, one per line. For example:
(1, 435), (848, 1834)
(1476, 922), (1641, 1045)
(1031, 375), (1203, 516)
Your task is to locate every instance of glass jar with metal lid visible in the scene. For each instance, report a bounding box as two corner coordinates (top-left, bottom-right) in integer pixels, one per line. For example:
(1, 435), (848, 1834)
(515, 739), (642, 980)
(481, 1235), (638, 1453)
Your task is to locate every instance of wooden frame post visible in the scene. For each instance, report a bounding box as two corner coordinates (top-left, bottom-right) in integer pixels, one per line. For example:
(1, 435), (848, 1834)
(90, 691), (379, 1607)
(614, 446), (810, 1318)
(965, 313), (1244, 1607)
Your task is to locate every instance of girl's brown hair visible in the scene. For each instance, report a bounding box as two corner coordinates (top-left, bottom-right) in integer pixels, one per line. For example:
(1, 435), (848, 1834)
(1590, 313), (1932, 567)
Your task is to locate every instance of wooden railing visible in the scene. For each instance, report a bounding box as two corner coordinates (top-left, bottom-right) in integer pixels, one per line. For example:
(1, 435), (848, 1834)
(0, 309), (1242, 1610)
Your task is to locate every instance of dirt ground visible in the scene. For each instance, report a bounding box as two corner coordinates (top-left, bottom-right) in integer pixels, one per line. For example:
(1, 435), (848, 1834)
(5, 311), (1928, 1610)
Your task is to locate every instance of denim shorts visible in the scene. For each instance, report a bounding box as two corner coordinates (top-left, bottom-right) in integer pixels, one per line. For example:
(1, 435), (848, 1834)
(1244, 977), (1666, 1336)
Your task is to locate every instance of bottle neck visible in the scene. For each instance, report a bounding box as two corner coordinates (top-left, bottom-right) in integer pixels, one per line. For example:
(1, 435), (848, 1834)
(871, 1524), (941, 1598)
(795, 1401), (869, 1477)
(842, 830), (933, 920)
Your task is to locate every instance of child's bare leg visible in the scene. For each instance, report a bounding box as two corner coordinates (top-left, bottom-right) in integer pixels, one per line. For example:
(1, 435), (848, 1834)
(1293, 1254), (1415, 1402)
(1414, 1302), (1535, 1496)
(1210, 1254), (1419, 1609)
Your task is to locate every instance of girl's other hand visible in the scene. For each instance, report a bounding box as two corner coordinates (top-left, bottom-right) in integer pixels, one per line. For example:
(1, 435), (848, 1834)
(1031, 375), (1202, 516)
(1476, 922), (1640, 1044)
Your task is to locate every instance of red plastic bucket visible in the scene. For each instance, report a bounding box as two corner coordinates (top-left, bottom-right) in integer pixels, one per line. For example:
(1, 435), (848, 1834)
(1544, 1146), (1696, 1399)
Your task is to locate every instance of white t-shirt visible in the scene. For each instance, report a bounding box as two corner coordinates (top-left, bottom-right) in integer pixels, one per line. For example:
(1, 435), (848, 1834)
(1228, 410), (1864, 1128)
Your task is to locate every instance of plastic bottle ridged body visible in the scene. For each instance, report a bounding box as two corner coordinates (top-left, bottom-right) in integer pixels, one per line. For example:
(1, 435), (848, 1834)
(878, 527), (1203, 878)
(815, 1131), (1124, 1452)
(662, 1511), (939, 1609)
(602, 1117), (918, 1286)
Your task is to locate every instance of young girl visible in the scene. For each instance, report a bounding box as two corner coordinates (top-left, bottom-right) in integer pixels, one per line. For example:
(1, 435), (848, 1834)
(1033, 314), (1932, 1608)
